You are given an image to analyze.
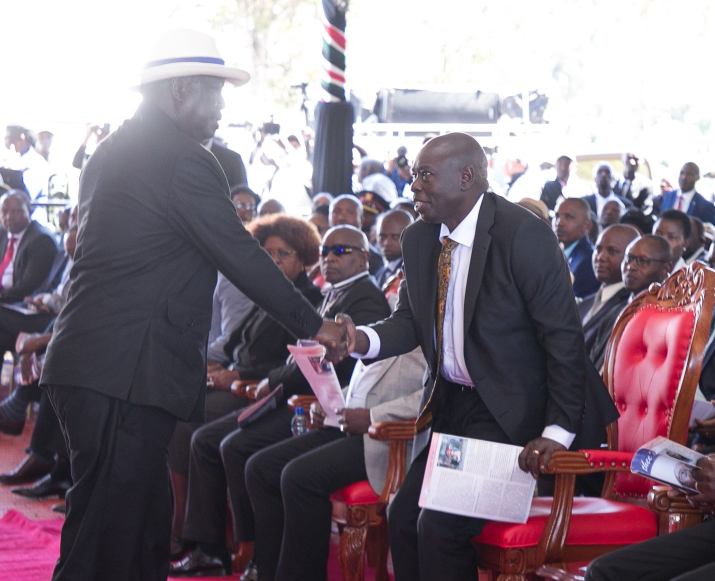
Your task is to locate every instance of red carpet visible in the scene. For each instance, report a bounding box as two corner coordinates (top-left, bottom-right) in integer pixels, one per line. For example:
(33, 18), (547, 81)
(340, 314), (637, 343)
(0, 510), (384, 581)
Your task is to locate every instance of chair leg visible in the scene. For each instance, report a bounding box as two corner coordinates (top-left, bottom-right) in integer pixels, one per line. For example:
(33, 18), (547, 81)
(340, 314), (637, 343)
(232, 541), (253, 576)
(338, 523), (368, 581)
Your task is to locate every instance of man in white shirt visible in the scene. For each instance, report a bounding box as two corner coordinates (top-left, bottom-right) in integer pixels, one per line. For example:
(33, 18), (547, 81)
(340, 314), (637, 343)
(584, 162), (633, 217)
(339, 133), (618, 581)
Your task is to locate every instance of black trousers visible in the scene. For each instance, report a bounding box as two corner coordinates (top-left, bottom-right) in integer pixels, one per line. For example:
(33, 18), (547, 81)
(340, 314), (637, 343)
(30, 388), (67, 464)
(387, 386), (512, 581)
(246, 427), (367, 581)
(47, 384), (177, 581)
(585, 518), (715, 581)
(183, 405), (294, 546)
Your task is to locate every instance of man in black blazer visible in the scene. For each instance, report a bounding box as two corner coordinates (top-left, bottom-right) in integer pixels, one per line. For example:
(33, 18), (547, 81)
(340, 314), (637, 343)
(374, 209), (412, 289)
(540, 154), (572, 211)
(39, 30), (343, 581)
(0, 191), (58, 304)
(583, 162), (634, 217)
(342, 133), (618, 581)
(554, 198), (600, 298)
(172, 225), (390, 576)
(578, 225), (639, 371)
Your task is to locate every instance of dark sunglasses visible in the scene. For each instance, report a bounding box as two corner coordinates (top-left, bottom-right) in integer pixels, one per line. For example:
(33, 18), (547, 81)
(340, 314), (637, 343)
(319, 244), (364, 258)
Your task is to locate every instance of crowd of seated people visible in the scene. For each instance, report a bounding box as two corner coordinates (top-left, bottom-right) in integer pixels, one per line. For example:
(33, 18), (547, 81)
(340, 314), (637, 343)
(5, 123), (715, 581)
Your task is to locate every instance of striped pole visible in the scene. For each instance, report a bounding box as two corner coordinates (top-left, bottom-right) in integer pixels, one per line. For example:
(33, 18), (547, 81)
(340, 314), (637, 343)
(321, 0), (347, 102)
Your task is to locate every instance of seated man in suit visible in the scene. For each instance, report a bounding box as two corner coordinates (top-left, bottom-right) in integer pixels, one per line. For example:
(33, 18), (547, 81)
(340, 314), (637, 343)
(684, 216), (709, 266)
(585, 453), (715, 581)
(659, 162), (715, 225)
(245, 347), (425, 581)
(374, 209), (413, 291)
(329, 194), (384, 276)
(654, 209), (690, 272)
(622, 235), (673, 301)
(170, 225), (391, 577)
(0, 225), (76, 435)
(583, 162), (634, 218)
(599, 200), (625, 230)
(554, 198), (600, 298)
(0, 191), (58, 304)
(578, 224), (639, 371)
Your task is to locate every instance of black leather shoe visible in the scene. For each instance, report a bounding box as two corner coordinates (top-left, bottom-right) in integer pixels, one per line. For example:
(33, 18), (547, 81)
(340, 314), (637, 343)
(51, 503), (66, 514)
(0, 408), (25, 436)
(169, 546), (231, 577)
(0, 455), (55, 485)
(11, 474), (71, 499)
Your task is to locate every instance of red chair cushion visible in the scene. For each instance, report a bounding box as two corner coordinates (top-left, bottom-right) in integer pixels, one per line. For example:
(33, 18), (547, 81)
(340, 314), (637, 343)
(475, 498), (658, 548)
(611, 305), (695, 496)
(330, 481), (379, 505)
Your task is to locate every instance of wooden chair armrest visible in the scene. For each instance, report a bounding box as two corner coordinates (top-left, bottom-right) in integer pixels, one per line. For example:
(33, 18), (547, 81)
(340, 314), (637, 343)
(287, 394), (318, 411)
(367, 420), (416, 441)
(230, 380), (260, 402)
(542, 450), (632, 475)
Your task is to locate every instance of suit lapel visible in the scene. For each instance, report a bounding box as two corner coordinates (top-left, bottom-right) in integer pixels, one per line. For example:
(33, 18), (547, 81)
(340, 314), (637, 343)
(463, 193), (494, 330)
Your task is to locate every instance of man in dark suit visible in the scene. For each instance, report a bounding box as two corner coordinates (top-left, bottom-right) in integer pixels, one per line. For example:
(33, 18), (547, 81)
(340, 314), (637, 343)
(540, 154), (572, 211)
(207, 139), (247, 188)
(585, 455), (715, 581)
(583, 162), (634, 217)
(171, 225), (391, 576)
(578, 225), (639, 371)
(621, 235), (672, 301)
(374, 209), (413, 289)
(341, 133), (618, 581)
(554, 198), (600, 298)
(0, 191), (58, 304)
(660, 162), (715, 225)
(614, 153), (652, 210)
(39, 29), (343, 581)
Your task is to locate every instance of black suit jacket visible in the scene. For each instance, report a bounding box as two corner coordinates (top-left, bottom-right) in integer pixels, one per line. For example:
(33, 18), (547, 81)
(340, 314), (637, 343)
(0, 221), (58, 303)
(41, 102), (324, 421)
(568, 236), (600, 299)
(223, 271), (322, 380)
(369, 193), (618, 456)
(267, 275), (390, 396)
(209, 142), (247, 189)
(540, 180), (564, 211)
(578, 287), (630, 371)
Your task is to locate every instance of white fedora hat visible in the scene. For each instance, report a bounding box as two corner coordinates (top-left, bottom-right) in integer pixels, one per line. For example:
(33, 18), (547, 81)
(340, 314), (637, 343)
(139, 29), (250, 87)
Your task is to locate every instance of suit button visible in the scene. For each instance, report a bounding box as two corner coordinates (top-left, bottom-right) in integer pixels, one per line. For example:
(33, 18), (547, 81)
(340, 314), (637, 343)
(188, 319), (194, 327)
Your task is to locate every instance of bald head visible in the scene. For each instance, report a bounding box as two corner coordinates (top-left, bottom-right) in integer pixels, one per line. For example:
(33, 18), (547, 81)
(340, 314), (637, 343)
(320, 225), (370, 284)
(411, 133), (489, 231)
(592, 224), (639, 285)
(554, 198), (591, 246)
(377, 209), (413, 262)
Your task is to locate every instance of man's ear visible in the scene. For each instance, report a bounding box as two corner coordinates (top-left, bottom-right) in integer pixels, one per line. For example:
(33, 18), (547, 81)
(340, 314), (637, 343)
(170, 78), (190, 102)
(461, 166), (476, 191)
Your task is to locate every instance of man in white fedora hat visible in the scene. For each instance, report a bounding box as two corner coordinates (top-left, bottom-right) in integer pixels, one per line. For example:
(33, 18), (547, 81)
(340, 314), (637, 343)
(39, 29), (346, 581)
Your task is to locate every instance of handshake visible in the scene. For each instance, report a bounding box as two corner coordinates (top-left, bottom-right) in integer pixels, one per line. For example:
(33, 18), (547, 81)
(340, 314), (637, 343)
(312, 313), (368, 362)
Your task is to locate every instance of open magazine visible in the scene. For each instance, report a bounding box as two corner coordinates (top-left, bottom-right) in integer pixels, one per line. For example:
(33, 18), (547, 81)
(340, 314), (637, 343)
(419, 433), (536, 523)
(630, 436), (704, 493)
(287, 340), (345, 428)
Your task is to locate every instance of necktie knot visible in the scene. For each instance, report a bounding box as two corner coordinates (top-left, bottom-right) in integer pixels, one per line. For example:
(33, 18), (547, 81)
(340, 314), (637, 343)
(442, 238), (458, 253)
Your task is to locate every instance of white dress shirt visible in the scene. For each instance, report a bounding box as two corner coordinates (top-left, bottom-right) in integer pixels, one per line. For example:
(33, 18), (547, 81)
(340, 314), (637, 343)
(594, 191), (624, 216)
(674, 189), (695, 212)
(357, 195), (575, 448)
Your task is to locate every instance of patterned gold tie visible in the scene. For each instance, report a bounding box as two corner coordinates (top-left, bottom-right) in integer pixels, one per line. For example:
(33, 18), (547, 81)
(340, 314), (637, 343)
(416, 238), (458, 433)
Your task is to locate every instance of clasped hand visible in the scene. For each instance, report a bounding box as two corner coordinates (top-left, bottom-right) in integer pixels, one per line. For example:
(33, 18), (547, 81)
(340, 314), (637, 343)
(518, 437), (567, 480)
(309, 401), (371, 435)
(312, 314), (357, 363)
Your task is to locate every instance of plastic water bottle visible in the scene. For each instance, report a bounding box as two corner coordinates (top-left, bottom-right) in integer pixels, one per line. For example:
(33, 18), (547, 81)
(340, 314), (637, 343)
(291, 406), (308, 437)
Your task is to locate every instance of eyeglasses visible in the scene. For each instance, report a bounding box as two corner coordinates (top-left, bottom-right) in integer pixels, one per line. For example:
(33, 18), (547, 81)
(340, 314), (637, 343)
(265, 248), (296, 260)
(235, 202), (256, 211)
(624, 254), (668, 268)
(319, 244), (364, 257)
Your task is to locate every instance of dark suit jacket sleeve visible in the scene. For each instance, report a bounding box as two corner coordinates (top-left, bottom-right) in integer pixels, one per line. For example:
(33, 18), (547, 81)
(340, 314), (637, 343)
(2, 226), (58, 303)
(167, 148), (323, 340)
(510, 218), (588, 433)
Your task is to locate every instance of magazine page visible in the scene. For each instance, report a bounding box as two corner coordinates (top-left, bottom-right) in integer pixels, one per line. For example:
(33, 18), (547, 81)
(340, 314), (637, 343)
(418, 432), (536, 523)
(287, 340), (346, 428)
(630, 436), (704, 493)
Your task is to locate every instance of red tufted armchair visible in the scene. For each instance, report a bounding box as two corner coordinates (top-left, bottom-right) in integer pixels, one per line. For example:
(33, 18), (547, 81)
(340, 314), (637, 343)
(471, 262), (715, 581)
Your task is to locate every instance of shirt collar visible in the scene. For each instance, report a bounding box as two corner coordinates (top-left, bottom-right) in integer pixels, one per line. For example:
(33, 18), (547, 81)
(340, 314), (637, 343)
(600, 281), (625, 304)
(321, 270), (369, 294)
(563, 239), (580, 258)
(439, 194), (485, 248)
